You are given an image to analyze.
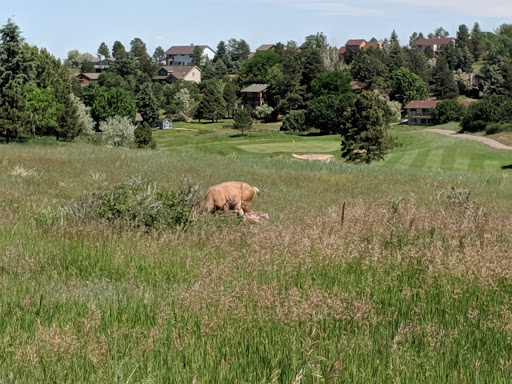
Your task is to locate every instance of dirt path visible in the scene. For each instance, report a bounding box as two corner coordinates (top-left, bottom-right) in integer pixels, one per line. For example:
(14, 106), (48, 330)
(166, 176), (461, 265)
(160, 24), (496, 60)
(425, 129), (512, 150)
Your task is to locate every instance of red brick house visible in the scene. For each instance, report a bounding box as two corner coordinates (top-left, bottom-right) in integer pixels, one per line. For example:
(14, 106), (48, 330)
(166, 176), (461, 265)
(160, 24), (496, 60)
(241, 84), (268, 107)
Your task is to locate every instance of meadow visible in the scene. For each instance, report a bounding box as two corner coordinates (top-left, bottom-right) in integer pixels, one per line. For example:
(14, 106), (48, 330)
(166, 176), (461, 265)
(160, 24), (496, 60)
(1, 124), (512, 383)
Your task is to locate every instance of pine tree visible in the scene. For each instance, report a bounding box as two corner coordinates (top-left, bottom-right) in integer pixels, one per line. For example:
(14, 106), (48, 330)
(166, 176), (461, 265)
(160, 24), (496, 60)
(431, 56), (458, 99)
(456, 25), (470, 49)
(197, 80), (226, 122)
(112, 41), (127, 60)
(97, 42), (110, 58)
(135, 82), (159, 126)
(191, 46), (204, 67)
(134, 122), (156, 149)
(0, 80), (30, 142)
(340, 92), (397, 164)
(0, 19), (34, 141)
(233, 109), (252, 135)
(470, 23), (485, 61)
(152, 46), (165, 65)
(214, 41), (227, 62)
(222, 81), (239, 118)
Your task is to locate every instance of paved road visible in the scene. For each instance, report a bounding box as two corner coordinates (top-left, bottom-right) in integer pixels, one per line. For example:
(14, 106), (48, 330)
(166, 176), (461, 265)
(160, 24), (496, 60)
(425, 129), (512, 150)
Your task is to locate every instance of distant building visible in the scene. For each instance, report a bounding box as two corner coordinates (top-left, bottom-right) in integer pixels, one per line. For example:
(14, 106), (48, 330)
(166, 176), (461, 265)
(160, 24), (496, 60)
(91, 55), (116, 72)
(241, 84), (269, 107)
(404, 99), (475, 126)
(164, 45), (216, 66)
(339, 39), (383, 63)
(152, 65), (202, 84)
(411, 37), (456, 53)
(75, 72), (100, 86)
(255, 44), (275, 52)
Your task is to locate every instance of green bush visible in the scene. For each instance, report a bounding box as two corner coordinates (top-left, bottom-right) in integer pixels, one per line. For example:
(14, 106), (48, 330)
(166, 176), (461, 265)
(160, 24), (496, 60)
(431, 99), (466, 125)
(69, 177), (199, 230)
(282, 110), (307, 132)
(134, 122), (156, 149)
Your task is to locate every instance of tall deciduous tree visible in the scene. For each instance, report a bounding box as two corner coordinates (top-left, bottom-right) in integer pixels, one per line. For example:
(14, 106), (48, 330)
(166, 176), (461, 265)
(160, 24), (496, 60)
(90, 87), (137, 125)
(340, 92), (397, 163)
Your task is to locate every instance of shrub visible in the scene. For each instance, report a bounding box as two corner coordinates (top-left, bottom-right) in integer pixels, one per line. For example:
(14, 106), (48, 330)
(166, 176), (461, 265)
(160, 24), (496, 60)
(134, 122), (156, 149)
(461, 95), (512, 132)
(99, 116), (135, 147)
(430, 99), (466, 125)
(254, 105), (274, 123)
(282, 110), (307, 132)
(69, 177), (199, 230)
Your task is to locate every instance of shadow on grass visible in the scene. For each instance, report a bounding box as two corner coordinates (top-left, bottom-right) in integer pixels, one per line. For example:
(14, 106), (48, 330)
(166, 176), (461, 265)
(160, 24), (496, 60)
(501, 164), (512, 170)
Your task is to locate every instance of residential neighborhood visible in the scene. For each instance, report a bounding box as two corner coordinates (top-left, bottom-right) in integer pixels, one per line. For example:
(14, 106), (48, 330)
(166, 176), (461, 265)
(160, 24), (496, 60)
(2, 2), (512, 381)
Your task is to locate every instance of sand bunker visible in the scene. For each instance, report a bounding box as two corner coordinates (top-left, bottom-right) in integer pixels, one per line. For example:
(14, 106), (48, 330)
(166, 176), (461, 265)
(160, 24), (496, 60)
(292, 154), (335, 162)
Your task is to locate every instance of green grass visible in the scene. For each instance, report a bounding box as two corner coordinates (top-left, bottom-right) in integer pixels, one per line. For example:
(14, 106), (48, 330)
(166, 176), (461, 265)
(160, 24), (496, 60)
(154, 123), (512, 172)
(1, 130), (512, 382)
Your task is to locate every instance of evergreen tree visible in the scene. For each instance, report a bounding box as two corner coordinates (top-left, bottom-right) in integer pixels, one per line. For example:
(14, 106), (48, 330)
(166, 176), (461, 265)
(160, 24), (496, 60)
(351, 50), (389, 91)
(431, 56), (458, 99)
(134, 122), (156, 148)
(152, 46), (165, 65)
(470, 23), (485, 61)
(0, 79), (30, 142)
(388, 44), (407, 73)
(456, 25), (470, 49)
(228, 39), (251, 62)
(135, 82), (159, 126)
(191, 46), (204, 67)
(112, 40), (127, 60)
(196, 80), (226, 122)
(97, 42), (110, 58)
(390, 30), (399, 46)
(214, 41), (227, 62)
(233, 109), (252, 135)
(222, 81), (239, 118)
(340, 92), (397, 164)
(0, 19), (34, 141)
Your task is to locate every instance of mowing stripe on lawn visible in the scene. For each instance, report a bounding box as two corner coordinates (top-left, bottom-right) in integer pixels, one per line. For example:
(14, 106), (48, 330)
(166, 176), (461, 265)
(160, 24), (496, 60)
(440, 147), (457, 170)
(424, 149), (444, 170)
(409, 149), (430, 169)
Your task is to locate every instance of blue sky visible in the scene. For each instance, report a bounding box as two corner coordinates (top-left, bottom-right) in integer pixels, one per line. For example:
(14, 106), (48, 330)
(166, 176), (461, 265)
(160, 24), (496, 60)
(3, 0), (512, 60)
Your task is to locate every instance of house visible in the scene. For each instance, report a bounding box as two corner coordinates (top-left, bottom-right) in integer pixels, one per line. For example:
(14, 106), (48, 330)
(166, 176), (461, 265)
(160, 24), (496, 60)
(404, 99), (476, 126)
(411, 37), (456, 53)
(241, 84), (269, 107)
(339, 39), (383, 63)
(75, 72), (100, 86)
(152, 65), (202, 84)
(256, 44), (275, 52)
(91, 55), (116, 72)
(164, 45), (216, 66)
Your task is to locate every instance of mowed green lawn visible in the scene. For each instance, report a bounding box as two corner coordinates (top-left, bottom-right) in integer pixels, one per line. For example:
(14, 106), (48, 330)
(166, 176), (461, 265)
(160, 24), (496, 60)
(383, 125), (512, 172)
(155, 123), (512, 172)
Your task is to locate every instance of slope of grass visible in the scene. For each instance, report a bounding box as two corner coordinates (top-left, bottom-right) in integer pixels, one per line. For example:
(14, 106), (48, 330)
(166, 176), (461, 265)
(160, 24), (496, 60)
(1, 136), (512, 382)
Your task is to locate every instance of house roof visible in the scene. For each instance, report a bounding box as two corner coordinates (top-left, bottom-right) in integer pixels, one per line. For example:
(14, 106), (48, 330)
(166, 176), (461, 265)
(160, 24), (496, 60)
(135, 113), (143, 121)
(404, 99), (476, 109)
(153, 66), (200, 81)
(165, 45), (214, 55)
(362, 40), (382, 50)
(350, 80), (363, 91)
(256, 44), (275, 52)
(241, 84), (269, 93)
(346, 39), (366, 47)
(339, 47), (346, 54)
(413, 37), (455, 47)
(77, 72), (100, 80)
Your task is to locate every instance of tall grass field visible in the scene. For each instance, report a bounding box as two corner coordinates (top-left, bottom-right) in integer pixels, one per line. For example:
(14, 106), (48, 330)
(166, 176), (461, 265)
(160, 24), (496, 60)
(1, 125), (512, 383)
